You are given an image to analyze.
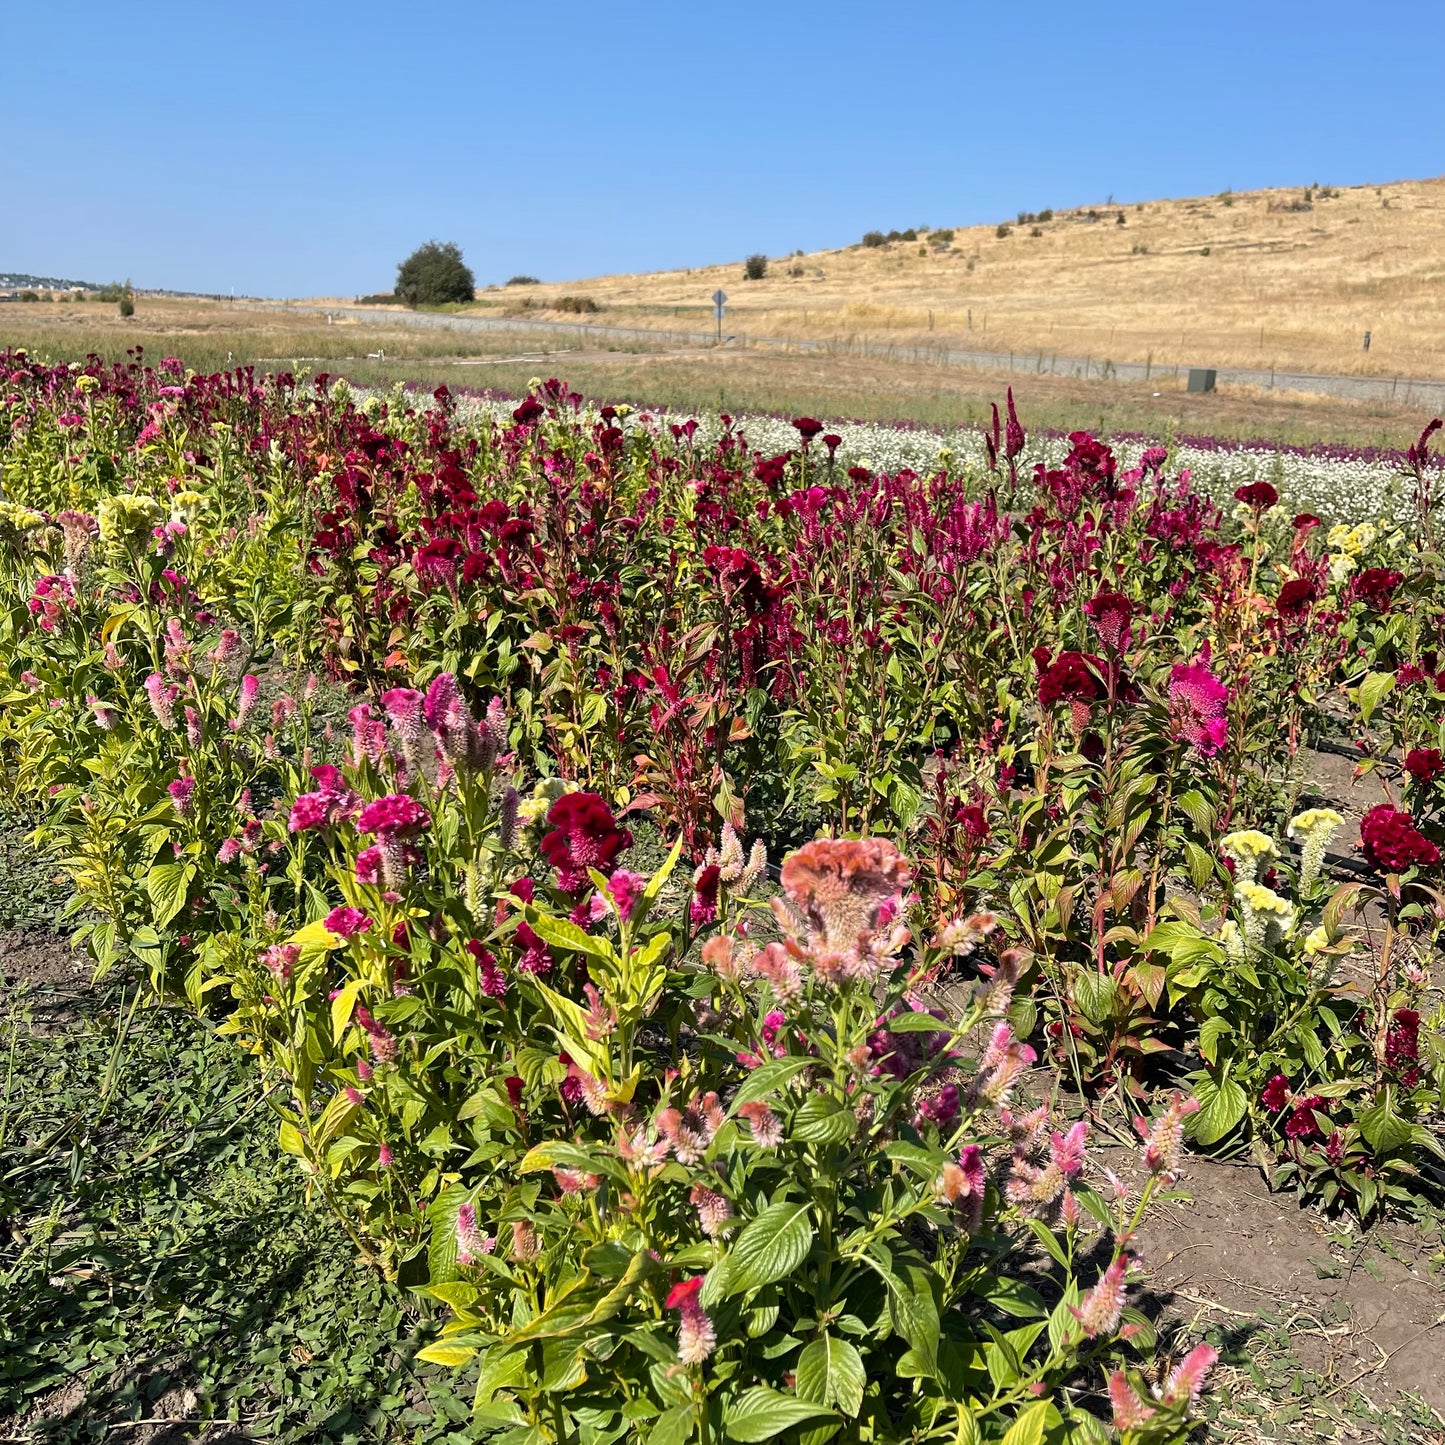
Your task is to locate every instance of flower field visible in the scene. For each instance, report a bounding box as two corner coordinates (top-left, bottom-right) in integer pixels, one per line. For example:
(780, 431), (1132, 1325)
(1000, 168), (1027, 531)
(1, 348), (1443, 1443)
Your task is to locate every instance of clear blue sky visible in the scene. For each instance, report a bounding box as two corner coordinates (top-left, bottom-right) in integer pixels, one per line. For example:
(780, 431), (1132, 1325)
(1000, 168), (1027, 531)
(3, 0), (1440, 298)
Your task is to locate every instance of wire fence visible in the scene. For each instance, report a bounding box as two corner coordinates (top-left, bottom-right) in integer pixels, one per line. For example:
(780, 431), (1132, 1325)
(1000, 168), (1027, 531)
(247, 303), (1445, 413)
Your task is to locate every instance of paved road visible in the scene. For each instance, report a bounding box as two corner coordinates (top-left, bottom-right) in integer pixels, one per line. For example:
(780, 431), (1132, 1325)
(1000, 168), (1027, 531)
(245, 302), (1445, 413)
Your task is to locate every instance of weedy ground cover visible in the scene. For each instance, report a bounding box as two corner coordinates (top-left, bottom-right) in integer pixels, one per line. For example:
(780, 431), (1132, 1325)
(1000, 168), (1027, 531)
(1, 351), (1443, 1443)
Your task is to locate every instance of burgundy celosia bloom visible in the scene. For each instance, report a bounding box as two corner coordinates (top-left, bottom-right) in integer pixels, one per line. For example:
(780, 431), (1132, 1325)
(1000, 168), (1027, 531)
(1261, 1074), (1291, 1111)
(1167, 659), (1229, 757)
(1083, 590), (1134, 652)
(512, 398), (544, 425)
(791, 416), (824, 442)
(465, 939), (508, 998)
(1359, 804), (1439, 873)
(168, 777), (196, 819)
(1275, 577), (1317, 620)
(1385, 1008), (1421, 1085)
(1292, 512), (1322, 531)
(1036, 651), (1102, 707)
(1404, 748), (1445, 787)
(691, 864), (721, 926)
(1233, 481), (1279, 510)
(1350, 567), (1405, 612)
(539, 792), (632, 891)
(1284, 1095), (1326, 1140)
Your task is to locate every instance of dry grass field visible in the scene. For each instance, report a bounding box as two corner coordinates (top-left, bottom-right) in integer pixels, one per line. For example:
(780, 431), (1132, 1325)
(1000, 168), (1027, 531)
(459, 176), (1445, 379)
(1, 293), (1438, 450)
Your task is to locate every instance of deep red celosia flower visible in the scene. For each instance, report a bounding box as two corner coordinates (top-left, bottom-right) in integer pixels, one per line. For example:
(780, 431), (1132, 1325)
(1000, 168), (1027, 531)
(512, 398), (544, 425)
(1037, 651), (1102, 707)
(540, 792), (633, 891)
(356, 793), (431, 840)
(1261, 1074), (1290, 1111)
(1084, 590), (1134, 652)
(1292, 512), (1322, 531)
(1350, 567), (1404, 612)
(1404, 748), (1445, 786)
(1359, 804), (1439, 873)
(1284, 1095), (1326, 1140)
(1386, 1009), (1423, 1086)
(1233, 481), (1278, 510)
(1276, 577), (1317, 620)
(791, 416), (824, 441)
(666, 1277), (706, 1311)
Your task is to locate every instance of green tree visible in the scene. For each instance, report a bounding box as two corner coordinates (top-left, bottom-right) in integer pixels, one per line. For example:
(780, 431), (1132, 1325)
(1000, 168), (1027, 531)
(395, 241), (475, 307)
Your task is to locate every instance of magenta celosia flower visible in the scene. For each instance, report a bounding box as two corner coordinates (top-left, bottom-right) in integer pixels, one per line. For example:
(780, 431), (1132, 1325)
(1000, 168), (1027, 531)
(260, 943), (299, 980)
(1284, 1094), (1327, 1139)
(1234, 481), (1278, 510)
(691, 864), (721, 926)
(87, 696), (117, 730)
(380, 687), (427, 763)
(605, 869), (646, 921)
(349, 703), (388, 765)
(324, 906), (372, 938)
(1404, 748), (1445, 787)
(356, 793), (431, 840)
(423, 672), (486, 771)
(1160, 1343), (1218, 1410)
(465, 939), (508, 998)
(513, 921), (553, 975)
(539, 792), (633, 891)
(355, 845), (385, 884)
(217, 838), (242, 864)
(1167, 659), (1229, 756)
(1134, 1092), (1200, 1178)
(455, 1202), (488, 1265)
(1261, 1074), (1290, 1111)
(168, 777), (196, 819)
(935, 1144), (985, 1204)
(354, 1004), (397, 1063)
(1049, 1120), (1088, 1179)
(1084, 590), (1134, 652)
(27, 574), (75, 632)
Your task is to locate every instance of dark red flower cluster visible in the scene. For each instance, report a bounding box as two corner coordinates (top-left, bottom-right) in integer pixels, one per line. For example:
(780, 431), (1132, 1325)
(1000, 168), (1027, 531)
(1385, 1008), (1422, 1086)
(1275, 577), (1318, 620)
(1284, 1094), (1327, 1140)
(1350, 567), (1404, 612)
(1083, 589), (1134, 652)
(1261, 1074), (1290, 1111)
(1404, 748), (1445, 787)
(1036, 650), (1102, 707)
(1233, 481), (1279, 509)
(540, 792), (633, 891)
(1359, 804), (1439, 873)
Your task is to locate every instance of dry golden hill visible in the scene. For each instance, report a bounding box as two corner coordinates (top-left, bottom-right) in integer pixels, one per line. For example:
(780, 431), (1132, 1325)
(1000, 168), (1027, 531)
(471, 177), (1445, 380)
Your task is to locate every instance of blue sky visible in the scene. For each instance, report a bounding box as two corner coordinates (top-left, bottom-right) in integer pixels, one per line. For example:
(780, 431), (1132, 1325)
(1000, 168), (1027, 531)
(2, 0), (1440, 297)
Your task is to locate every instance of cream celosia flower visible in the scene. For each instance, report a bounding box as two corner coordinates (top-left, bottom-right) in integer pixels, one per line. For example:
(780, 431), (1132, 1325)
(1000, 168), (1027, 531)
(1303, 925), (1330, 955)
(1236, 881), (1295, 954)
(1219, 919), (1244, 961)
(1328, 552), (1357, 584)
(1288, 808), (1344, 893)
(1221, 830), (1277, 885)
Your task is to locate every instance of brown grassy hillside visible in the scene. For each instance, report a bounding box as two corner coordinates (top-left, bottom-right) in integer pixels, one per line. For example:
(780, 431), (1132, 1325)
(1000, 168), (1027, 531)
(472, 177), (1445, 379)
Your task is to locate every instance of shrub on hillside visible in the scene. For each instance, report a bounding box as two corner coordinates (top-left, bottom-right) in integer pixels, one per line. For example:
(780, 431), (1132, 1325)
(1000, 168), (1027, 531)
(505, 275), (541, 287)
(554, 295), (599, 313)
(861, 230), (885, 248)
(743, 253), (768, 280)
(395, 241), (475, 307)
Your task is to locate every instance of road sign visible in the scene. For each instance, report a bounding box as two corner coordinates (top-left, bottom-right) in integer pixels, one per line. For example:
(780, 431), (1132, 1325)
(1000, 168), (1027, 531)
(712, 288), (727, 343)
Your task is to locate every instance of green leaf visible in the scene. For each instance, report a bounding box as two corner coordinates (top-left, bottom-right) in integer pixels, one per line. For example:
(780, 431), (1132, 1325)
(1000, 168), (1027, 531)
(1357, 1098), (1412, 1155)
(722, 1387), (835, 1442)
(1001, 1401), (1050, 1445)
(1357, 669), (1395, 726)
(1188, 1076), (1247, 1146)
(428, 1183), (468, 1285)
(526, 910), (618, 966)
(1176, 789), (1215, 834)
(146, 859), (196, 927)
(730, 1056), (813, 1111)
(648, 1405), (698, 1445)
(886, 1011), (950, 1033)
(795, 1335), (866, 1418)
(1198, 1015), (1233, 1067)
(791, 1094), (854, 1146)
(717, 1201), (814, 1296)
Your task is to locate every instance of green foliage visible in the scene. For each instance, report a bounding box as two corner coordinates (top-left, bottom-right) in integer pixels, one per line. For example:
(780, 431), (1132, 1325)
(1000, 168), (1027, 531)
(396, 241), (476, 307)
(742, 254), (768, 281)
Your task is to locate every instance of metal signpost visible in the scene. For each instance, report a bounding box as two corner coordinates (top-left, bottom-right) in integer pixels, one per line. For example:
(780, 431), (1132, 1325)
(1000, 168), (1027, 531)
(712, 288), (727, 344)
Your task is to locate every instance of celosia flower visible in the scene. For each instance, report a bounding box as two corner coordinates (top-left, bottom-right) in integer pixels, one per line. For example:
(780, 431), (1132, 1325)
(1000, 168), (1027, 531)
(1261, 1074), (1290, 1111)
(1160, 1343), (1218, 1410)
(1221, 829), (1276, 884)
(1287, 807), (1343, 892)
(691, 864), (721, 926)
(1036, 650), (1102, 708)
(777, 836), (910, 957)
(144, 672), (179, 729)
(656, 1093), (724, 1164)
(1233, 481), (1278, 510)
(666, 1277), (716, 1364)
(1359, 804), (1439, 873)
(455, 1202), (489, 1265)
(324, 906), (372, 938)
(968, 1022), (1037, 1107)
(260, 943), (299, 980)
(935, 1144), (985, 1205)
(1135, 1092), (1200, 1178)
(88, 696), (117, 730)
(380, 687), (427, 764)
(168, 777), (196, 819)
(605, 868), (646, 921)
(356, 793), (431, 840)
(738, 1100), (782, 1147)
(690, 1183), (735, 1238)
(1084, 590), (1134, 652)
(423, 672), (487, 771)
(1168, 659), (1229, 757)
(511, 1220), (540, 1262)
(1404, 748), (1444, 787)
(465, 940), (508, 998)
(1350, 567), (1404, 612)
(1385, 1008), (1422, 1085)
(235, 674), (260, 726)
(354, 1004), (397, 1063)
(217, 838), (242, 864)
(539, 792), (632, 892)
(752, 941), (802, 1004)
(1284, 1095), (1327, 1139)
(348, 703), (388, 765)
(1070, 1256), (1129, 1337)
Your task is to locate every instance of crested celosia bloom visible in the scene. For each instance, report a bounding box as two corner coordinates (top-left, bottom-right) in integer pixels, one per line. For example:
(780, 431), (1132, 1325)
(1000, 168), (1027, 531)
(1083, 589), (1134, 652)
(666, 1277), (716, 1365)
(1220, 829), (1276, 885)
(935, 1144), (985, 1206)
(1404, 747), (1445, 787)
(324, 906), (372, 938)
(539, 792), (632, 891)
(235, 674), (260, 726)
(1233, 481), (1278, 510)
(356, 793), (431, 840)
(1359, 804), (1439, 873)
(27, 574), (75, 632)
(455, 1202), (491, 1265)
(1261, 1074), (1291, 1111)
(967, 1021), (1037, 1106)
(1167, 659), (1229, 757)
(776, 836), (910, 967)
